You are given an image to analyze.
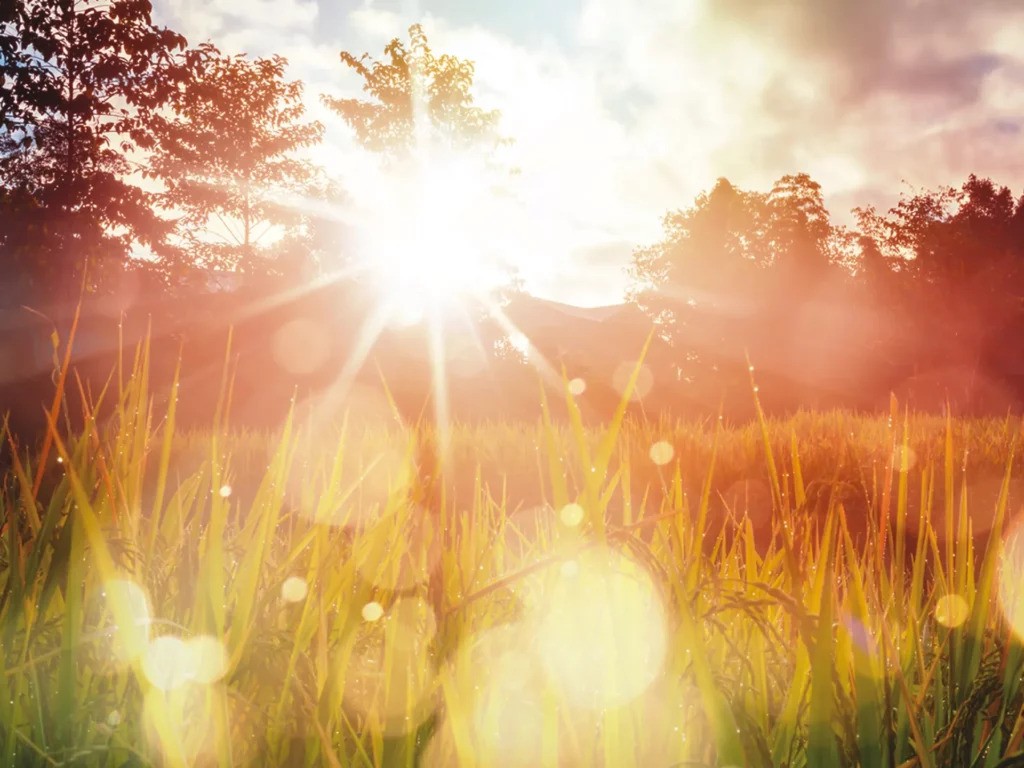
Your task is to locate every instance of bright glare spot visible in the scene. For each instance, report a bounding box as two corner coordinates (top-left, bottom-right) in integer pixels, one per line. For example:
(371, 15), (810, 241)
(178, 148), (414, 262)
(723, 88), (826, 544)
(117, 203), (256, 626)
(559, 502), (585, 528)
(271, 317), (331, 375)
(106, 710), (121, 728)
(218, 484), (232, 498)
(895, 445), (917, 471)
(56, 456), (63, 464)
(186, 636), (229, 685)
(568, 378), (586, 396)
(649, 441), (675, 466)
(353, 149), (512, 321)
(612, 361), (654, 401)
(534, 548), (667, 710)
(104, 579), (152, 662)
(141, 635), (228, 690)
(560, 559), (580, 579)
(507, 331), (530, 358)
(998, 520), (1024, 641)
(468, 650), (545, 765)
(427, 626), (545, 767)
(934, 594), (970, 628)
(143, 636), (193, 692)
(362, 601), (385, 622)
(281, 576), (309, 603)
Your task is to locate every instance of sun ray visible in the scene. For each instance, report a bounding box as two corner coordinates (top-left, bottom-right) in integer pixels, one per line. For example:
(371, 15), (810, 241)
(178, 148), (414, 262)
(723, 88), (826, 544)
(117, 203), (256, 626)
(426, 308), (452, 468)
(330, 299), (402, 405)
(484, 302), (565, 390)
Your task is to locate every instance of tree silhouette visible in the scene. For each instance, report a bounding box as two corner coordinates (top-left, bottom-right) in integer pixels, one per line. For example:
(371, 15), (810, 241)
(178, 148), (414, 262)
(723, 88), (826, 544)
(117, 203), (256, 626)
(0, 0), (188, 301)
(857, 175), (1024, 407)
(145, 50), (325, 281)
(323, 23), (501, 158)
(628, 178), (769, 337)
(627, 178), (775, 404)
(766, 173), (838, 285)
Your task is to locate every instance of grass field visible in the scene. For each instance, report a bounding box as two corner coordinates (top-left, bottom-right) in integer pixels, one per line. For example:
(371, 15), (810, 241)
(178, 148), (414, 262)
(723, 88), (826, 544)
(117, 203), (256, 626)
(2, 336), (1024, 767)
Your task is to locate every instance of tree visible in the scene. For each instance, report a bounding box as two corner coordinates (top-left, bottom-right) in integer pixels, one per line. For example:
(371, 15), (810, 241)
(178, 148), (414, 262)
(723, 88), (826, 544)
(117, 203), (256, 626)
(145, 50), (325, 280)
(766, 173), (835, 284)
(855, 175), (1024, 408)
(626, 177), (778, 405)
(323, 23), (501, 158)
(0, 0), (188, 300)
(628, 177), (770, 341)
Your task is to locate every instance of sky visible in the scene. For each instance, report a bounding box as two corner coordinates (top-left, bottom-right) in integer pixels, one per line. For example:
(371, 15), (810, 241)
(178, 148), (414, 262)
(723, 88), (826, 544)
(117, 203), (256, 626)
(153, 0), (1024, 306)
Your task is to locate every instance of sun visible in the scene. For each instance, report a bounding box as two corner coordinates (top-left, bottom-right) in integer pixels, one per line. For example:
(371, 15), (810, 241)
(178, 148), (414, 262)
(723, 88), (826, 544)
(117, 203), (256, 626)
(352, 149), (513, 324)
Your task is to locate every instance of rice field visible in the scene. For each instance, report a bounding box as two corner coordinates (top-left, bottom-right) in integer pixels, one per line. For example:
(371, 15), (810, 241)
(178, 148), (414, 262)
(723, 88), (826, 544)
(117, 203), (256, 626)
(2, 339), (1024, 767)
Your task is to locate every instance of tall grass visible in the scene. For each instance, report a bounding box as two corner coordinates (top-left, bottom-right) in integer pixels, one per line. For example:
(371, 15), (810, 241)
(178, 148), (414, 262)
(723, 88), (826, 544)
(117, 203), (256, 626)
(1, 330), (1023, 767)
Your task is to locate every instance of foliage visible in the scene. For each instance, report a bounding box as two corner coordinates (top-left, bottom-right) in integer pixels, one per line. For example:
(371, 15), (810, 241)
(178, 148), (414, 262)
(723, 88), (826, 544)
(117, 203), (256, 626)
(854, 175), (1024, 381)
(628, 177), (771, 337)
(627, 170), (1024, 413)
(145, 49), (325, 279)
(629, 174), (845, 332)
(767, 172), (836, 281)
(0, 0), (188, 299)
(323, 23), (501, 158)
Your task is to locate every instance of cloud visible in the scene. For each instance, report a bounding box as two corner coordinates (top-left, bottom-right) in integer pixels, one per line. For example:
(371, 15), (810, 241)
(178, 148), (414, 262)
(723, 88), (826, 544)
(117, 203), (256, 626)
(578, 0), (1024, 223)
(151, 0), (1024, 304)
(157, 0), (319, 50)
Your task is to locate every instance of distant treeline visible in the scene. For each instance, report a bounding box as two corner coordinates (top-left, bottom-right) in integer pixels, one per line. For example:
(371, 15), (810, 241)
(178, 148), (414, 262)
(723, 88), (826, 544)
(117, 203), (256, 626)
(2, 3), (1023, 432)
(627, 173), (1024, 419)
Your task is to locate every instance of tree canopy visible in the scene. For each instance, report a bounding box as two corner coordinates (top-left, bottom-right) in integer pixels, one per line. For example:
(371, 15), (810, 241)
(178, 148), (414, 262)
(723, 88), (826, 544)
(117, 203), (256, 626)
(0, 0), (188, 299)
(144, 49), (325, 281)
(323, 23), (501, 158)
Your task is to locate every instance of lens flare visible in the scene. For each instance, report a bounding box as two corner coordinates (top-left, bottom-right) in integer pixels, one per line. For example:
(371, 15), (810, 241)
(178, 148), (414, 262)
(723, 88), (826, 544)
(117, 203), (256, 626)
(427, 626), (548, 768)
(649, 441), (674, 466)
(559, 502), (585, 528)
(342, 597), (438, 735)
(998, 518), (1024, 641)
(271, 317), (332, 376)
(103, 579), (152, 662)
(568, 378), (587, 396)
(612, 361), (654, 401)
(934, 594), (970, 628)
(894, 445), (917, 472)
(533, 547), (667, 710)
(362, 601), (385, 622)
(143, 636), (193, 692)
(142, 634), (229, 690)
(187, 635), (229, 685)
(351, 148), (514, 321)
(281, 576), (309, 603)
